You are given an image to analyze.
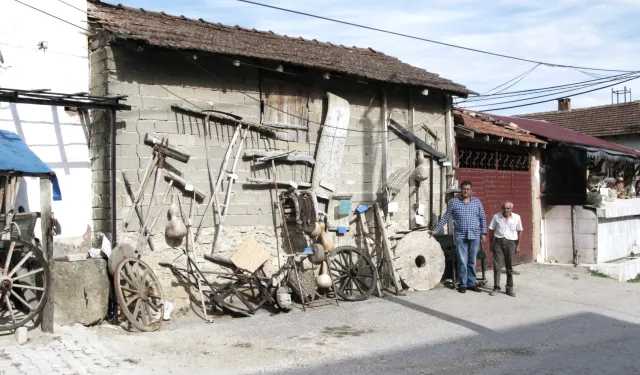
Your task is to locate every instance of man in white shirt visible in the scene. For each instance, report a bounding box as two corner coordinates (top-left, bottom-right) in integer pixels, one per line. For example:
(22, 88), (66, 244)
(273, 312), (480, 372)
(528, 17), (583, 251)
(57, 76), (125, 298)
(487, 201), (523, 297)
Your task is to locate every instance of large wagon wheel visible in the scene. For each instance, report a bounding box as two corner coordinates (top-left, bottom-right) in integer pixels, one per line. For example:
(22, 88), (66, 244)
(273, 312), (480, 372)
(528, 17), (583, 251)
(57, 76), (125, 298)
(213, 271), (269, 317)
(114, 258), (164, 332)
(327, 246), (377, 302)
(0, 235), (50, 332)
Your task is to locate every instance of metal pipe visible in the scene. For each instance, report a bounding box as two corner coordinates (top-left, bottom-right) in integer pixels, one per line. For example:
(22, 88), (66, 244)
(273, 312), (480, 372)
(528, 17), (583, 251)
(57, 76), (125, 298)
(381, 88), (388, 207)
(110, 109), (117, 246)
(444, 94), (454, 234)
(430, 156), (434, 228)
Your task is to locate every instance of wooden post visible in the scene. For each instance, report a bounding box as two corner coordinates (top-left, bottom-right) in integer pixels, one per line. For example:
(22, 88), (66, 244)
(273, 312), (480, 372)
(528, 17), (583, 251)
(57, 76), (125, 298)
(571, 205), (578, 266)
(408, 92), (417, 229)
(40, 178), (54, 333)
(381, 88), (388, 210)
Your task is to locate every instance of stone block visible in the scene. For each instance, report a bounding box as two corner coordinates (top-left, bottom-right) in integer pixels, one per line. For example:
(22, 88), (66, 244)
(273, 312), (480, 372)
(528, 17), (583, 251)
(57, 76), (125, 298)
(140, 84), (169, 98)
(51, 259), (110, 326)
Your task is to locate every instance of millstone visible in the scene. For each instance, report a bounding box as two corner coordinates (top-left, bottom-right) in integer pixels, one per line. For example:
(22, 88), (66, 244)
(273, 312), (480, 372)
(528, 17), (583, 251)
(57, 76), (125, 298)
(394, 231), (445, 291)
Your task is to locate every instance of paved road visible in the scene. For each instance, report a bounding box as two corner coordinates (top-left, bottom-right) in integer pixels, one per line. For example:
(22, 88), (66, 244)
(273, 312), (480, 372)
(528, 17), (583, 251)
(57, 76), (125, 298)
(2, 264), (639, 374)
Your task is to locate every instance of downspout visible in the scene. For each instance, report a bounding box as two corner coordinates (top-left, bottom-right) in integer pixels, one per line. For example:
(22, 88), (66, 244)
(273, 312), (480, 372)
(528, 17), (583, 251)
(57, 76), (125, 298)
(110, 109), (117, 246)
(381, 87), (388, 210)
(443, 94), (454, 233)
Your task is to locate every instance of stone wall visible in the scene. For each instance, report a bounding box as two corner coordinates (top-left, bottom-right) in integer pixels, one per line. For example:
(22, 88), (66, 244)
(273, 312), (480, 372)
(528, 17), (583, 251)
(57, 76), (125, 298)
(89, 42), (450, 308)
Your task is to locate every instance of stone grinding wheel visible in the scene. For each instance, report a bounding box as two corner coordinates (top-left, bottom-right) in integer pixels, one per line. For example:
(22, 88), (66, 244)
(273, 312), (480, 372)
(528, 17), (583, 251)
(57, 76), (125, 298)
(395, 231), (445, 291)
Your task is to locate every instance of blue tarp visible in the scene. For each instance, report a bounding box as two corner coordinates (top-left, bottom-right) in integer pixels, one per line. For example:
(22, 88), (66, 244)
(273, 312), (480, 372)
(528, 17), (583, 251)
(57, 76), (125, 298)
(0, 130), (62, 201)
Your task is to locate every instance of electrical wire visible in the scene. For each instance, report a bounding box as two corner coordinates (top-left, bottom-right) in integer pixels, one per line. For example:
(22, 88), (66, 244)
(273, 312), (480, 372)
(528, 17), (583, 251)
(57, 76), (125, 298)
(55, 0), (86, 14)
(26, 0), (636, 135)
(467, 73), (640, 113)
(14, 0), (87, 32)
(487, 64), (541, 95)
(482, 64), (540, 95)
(237, 0), (636, 73)
(461, 72), (640, 109)
(457, 71), (637, 103)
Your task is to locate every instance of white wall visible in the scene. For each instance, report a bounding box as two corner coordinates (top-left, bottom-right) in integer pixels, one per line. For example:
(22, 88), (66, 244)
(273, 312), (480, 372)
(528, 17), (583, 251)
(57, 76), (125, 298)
(0, 0), (90, 238)
(601, 135), (640, 151)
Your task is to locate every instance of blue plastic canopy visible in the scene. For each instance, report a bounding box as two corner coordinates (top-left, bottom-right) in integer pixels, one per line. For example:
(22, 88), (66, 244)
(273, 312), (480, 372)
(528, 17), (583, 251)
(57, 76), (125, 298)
(0, 129), (62, 200)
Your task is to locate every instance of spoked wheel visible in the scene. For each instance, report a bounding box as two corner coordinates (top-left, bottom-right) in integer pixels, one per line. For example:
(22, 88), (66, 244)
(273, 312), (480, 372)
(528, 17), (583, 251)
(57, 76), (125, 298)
(114, 258), (164, 332)
(0, 236), (50, 332)
(327, 246), (377, 302)
(213, 272), (268, 317)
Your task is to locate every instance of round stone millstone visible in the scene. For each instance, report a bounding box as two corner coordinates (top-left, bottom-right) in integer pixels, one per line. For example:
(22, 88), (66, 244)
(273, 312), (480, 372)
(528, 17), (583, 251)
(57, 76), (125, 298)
(394, 231), (445, 291)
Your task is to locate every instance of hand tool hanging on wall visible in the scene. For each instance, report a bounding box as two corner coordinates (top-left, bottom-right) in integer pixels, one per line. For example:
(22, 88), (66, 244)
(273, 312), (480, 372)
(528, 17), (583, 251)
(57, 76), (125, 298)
(135, 175), (174, 253)
(124, 136), (191, 231)
(194, 120), (252, 254)
(176, 186), (210, 323)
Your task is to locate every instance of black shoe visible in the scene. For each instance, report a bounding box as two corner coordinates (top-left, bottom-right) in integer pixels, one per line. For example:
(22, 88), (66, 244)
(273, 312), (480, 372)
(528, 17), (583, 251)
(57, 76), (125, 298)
(458, 287), (467, 293)
(489, 288), (500, 296)
(468, 285), (482, 292)
(506, 289), (516, 297)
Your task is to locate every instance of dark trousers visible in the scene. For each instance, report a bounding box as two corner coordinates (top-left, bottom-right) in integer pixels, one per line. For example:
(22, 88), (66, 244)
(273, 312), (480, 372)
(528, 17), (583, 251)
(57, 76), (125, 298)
(492, 237), (515, 290)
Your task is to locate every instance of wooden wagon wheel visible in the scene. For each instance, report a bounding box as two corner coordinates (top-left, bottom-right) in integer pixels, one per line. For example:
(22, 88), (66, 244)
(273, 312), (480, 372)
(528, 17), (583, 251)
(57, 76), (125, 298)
(327, 246), (377, 302)
(114, 258), (164, 332)
(0, 235), (50, 332)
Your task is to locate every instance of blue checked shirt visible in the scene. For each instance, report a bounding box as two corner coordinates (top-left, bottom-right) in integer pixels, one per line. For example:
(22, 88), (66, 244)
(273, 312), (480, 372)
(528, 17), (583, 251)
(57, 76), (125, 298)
(434, 196), (487, 240)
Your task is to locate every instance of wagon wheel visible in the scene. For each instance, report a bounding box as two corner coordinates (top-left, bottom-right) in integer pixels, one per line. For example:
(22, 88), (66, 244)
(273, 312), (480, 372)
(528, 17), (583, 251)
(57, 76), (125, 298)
(327, 246), (377, 302)
(114, 258), (164, 332)
(0, 236), (50, 332)
(213, 272), (269, 317)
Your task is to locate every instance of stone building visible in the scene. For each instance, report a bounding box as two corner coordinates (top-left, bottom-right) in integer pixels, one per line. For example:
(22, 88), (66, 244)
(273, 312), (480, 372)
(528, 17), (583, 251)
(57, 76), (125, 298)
(86, 1), (473, 302)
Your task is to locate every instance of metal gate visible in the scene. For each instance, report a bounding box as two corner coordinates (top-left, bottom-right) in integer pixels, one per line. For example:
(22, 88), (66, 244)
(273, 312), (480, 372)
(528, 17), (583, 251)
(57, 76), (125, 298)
(456, 145), (533, 265)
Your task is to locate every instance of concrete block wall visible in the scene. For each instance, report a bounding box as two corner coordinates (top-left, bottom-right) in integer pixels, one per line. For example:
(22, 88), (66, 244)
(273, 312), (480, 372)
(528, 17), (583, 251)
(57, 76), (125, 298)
(89, 44), (449, 253)
(544, 205), (597, 264)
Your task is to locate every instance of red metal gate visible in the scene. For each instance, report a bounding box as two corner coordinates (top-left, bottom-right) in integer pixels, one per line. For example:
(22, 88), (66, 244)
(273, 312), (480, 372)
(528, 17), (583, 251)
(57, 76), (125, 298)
(455, 145), (533, 265)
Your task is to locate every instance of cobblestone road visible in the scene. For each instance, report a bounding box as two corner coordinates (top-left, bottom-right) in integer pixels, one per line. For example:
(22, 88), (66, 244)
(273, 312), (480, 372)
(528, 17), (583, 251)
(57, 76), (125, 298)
(0, 325), (145, 375)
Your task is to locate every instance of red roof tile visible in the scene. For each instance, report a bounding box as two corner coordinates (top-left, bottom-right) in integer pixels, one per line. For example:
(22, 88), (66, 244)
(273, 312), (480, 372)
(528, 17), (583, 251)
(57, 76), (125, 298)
(518, 101), (640, 137)
(87, 1), (474, 96)
(490, 113), (640, 156)
(455, 110), (546, 144)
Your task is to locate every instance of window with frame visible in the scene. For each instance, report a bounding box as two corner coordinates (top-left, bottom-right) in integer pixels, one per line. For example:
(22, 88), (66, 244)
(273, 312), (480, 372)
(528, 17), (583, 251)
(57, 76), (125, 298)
(458, 146), (529, 171)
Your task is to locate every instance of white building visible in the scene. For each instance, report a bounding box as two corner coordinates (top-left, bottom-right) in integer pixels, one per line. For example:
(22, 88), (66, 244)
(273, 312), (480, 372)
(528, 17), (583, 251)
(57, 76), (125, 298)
(0, 0), (91, 238)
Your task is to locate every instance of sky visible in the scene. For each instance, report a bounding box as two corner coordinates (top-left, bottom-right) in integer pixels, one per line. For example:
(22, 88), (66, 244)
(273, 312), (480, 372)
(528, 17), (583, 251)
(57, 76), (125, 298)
(104, 0), (640, 115)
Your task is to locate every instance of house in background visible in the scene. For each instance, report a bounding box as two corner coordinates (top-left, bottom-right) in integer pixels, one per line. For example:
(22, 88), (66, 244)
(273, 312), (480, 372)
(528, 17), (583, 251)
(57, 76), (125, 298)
(454, 108), (640, 281)
(86, 0), (474, 300)
(519, 98), (640, 151)
(0, 0), (92, 239)
(452, 109), (547, 266)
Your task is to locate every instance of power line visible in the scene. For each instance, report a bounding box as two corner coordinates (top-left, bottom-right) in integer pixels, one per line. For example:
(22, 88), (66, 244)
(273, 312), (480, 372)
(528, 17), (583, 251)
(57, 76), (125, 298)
(237, 0), (636, 73)
(468, 73), (640, 113)
(481, 64), (541, 96)
(55, 0), (86, 14)
(461, 72), (640, 109)
(457, 71), (637, 103)
(14, 0), (87, 32)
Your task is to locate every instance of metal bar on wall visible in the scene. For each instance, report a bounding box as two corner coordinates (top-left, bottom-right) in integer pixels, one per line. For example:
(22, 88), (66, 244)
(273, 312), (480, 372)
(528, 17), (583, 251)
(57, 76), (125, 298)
(381, 87), (388, 207)
(110, 109), (117, 246)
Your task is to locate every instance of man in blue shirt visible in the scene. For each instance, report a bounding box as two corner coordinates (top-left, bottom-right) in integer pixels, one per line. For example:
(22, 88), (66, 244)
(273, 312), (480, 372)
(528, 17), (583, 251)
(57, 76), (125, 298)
(430, 181), (487, 293)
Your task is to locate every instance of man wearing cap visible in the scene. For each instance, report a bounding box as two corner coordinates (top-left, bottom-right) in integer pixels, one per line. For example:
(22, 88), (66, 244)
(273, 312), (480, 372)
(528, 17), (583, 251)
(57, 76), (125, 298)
(487, 201), (522, 297)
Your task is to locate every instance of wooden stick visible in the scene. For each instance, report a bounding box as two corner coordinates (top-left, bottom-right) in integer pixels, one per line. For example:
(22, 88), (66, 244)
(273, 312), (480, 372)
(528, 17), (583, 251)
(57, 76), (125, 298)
(12, 177), (21, 211)
(195, 124), (242, 242)
(357, 211), (383, 298)
(40, 178), (54, 333)
(137, 180), (173, 252)
(122, 172), (155, 251)
(124, 153), (158, 229)
(373, 203), (402, 295)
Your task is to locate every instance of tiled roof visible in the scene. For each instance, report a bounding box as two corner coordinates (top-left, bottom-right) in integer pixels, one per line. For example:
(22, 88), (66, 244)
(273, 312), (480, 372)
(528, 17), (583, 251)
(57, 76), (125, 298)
(87, 1), (474, 97)
(490, 113), (640, 156)
(518, 101), (640, 137)
(454, 110), (546, 144)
